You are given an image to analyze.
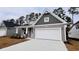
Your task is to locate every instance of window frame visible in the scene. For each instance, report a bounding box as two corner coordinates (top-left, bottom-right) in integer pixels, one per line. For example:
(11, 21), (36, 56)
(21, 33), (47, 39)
(44, 17), (49, 23)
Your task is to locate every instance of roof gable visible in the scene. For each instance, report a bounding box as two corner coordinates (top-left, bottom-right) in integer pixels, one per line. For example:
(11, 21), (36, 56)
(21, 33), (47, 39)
(35, 13), (62, 25)
(34, 11), (67, 25)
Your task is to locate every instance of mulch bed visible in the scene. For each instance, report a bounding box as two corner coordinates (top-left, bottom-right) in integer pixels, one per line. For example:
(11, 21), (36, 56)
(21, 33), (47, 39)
(0, 37), (30, 49)
(65, 39), (79, 51)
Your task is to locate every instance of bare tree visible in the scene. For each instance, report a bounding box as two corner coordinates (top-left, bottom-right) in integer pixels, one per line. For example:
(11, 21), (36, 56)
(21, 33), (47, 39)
(53, 7), (65, 18)
(19, 16), (25, 25)
(68, 7), (79, 23)
(10, 19), (15, 23)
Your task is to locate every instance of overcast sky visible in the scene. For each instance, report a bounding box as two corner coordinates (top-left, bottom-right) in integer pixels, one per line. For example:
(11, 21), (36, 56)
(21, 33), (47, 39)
(0, 7), (79, 23)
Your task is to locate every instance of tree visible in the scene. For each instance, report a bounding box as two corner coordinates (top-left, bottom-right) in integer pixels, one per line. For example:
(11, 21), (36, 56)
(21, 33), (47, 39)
(30, 12), (34, 18)
(53, 8), (72, 43)
(16, 16), (25, 25)
(53, 7), (65, 18)
(29, 12), (35, 21)
(39, 13), (41, 16)
(25, 15), (29, 24)
(53, 9), (58, 15)
(16, 19), (20, 25)
(10, 19), (15, 23)
(68, 7), (79, 23)
(66, 16), (72, 23)
(53, 7), (72, 23)
(35, 13), (39, 19)
(19, 16), (25, 25)
(25, 13), (41, 25)
(19, 16), (25, 20)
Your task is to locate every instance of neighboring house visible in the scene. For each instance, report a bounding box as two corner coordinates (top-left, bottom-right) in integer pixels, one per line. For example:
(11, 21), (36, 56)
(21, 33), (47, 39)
(0, 22), (7, 37)
(68, 21), (79, 39)
(29, 11), (67, 41)
(3, 21), (19, 37)
(1, 21), (28, 38)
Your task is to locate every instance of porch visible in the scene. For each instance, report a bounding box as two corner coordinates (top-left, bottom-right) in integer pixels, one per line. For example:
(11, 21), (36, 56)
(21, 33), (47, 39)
(14, 25), (33, 39)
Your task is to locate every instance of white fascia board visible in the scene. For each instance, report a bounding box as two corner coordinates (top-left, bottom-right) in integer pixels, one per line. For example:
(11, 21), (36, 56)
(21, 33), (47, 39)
(14, 25), (34, 28)
(34, 23), (67, 27)
(32, 13), (44, 25)
(50, 13), (67, 23)
(14, 26), (28, 28)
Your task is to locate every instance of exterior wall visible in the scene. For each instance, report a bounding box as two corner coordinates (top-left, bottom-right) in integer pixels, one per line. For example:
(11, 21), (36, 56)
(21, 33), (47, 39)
(7, 27), (16, 36)
(0, 27), (7, 36)
(69, 26), (79, 39)
(7, 27), (25, 37)
(36, 13), (62, 25)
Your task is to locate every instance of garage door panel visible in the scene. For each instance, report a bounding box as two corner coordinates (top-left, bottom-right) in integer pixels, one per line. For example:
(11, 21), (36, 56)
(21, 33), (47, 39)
(35, 28), (62, 40)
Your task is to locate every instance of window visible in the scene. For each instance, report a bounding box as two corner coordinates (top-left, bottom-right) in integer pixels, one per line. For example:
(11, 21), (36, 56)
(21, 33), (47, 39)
(44, 17), (49, 22)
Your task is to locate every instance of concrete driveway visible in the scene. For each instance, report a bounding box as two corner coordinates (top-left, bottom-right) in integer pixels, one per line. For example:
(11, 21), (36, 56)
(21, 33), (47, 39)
(0, 39), (67, 51)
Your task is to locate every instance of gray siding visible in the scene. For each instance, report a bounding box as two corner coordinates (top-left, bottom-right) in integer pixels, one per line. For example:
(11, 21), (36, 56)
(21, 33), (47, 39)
(36, 13), (62, 25)
(7, 27), (24, 36)
(7, 27), (16, 36)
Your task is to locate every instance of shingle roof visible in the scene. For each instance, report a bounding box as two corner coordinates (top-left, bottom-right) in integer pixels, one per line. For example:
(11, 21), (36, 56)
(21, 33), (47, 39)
(3, 21), (30, 28)
(3, 21), (19, 27)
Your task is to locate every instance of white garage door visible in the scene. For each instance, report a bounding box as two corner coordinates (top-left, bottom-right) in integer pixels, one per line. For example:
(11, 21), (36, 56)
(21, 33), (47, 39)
(0, 28), (7, 36)
(35, 27), (62, 40)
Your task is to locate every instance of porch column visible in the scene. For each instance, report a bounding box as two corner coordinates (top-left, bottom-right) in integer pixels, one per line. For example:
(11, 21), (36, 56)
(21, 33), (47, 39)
(26, 28), (28, 34)
(16, 27), (18, 34)
(64, 25), (67, 42)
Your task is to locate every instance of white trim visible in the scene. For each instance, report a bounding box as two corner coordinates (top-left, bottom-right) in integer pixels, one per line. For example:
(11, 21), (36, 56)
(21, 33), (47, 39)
(64, 26), (67, 41)
(33, 10), (67, 25)
(61, 26), (67, 42)
(33, 13), (44, 25)
(26, 28), (28, 34)
(50, 13), (67, 23)
(34, 23), (67, 27)
(14, 25), (32, 28)
(46, 9), (67, 23)
(44, 17), (49, 22)
(35, 27), (62, 41)
(16, 28), (18, 34)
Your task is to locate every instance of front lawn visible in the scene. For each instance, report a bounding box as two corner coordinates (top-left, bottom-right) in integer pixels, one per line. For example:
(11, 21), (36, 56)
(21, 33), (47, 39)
(0, 36), (29, 49)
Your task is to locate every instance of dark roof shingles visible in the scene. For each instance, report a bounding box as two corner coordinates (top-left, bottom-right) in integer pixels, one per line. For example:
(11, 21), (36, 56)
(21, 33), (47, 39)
(3, 21), (19, 27)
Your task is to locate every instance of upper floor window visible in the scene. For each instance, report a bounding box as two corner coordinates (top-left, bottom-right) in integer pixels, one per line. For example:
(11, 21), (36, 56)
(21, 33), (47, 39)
(44, 17), (49, 22)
